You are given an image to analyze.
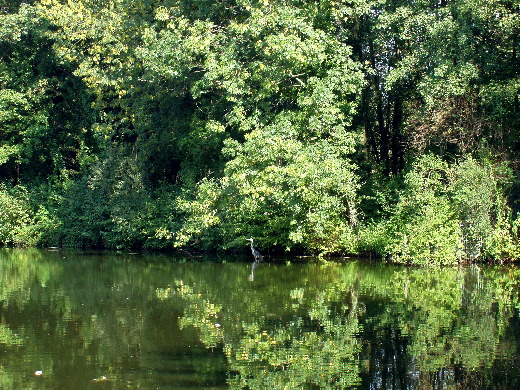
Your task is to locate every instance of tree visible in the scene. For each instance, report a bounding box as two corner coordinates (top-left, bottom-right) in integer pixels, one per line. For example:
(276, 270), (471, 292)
(167, 1), (364, 253)
(0, 4), (95, 184)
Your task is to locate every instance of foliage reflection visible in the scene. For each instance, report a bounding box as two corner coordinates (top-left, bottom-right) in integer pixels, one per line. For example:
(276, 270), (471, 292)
(0, 249), (519, 389)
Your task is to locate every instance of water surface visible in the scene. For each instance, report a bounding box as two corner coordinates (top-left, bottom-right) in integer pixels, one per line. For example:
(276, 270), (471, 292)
(0, 248), (519, 389)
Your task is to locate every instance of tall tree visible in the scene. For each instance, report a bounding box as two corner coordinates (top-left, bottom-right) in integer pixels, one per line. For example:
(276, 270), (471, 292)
(0, 4), (95, 184)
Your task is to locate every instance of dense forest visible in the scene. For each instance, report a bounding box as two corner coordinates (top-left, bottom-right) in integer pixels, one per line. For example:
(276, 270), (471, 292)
(0, 0), (519, 264)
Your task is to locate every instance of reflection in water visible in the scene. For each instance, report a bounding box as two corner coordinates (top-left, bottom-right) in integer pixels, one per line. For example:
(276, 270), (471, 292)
(248, 258), (262, 281)
(0, 248), (519, 389)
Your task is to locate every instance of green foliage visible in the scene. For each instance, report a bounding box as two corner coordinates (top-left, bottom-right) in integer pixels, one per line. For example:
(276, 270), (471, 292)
(219, 124), (360, 254)
(0, 0), (519, 262)
(451, 156), (517, 260)
(49, 147), (175, 250)
(0, 4), (96, 184)
(382, 155), (463, 265)
(0, 184), (56, 247)
(0, 185), (34, 246)
(381, 0), (520, 157)
(376, 155), (519, 264)
(156, 1), (365, 254)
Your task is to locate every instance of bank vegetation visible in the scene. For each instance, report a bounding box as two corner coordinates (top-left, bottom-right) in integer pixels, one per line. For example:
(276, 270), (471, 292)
(1, 0), (519, 264)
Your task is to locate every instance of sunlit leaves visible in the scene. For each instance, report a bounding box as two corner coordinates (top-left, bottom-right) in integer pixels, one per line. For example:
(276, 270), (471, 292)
(212, 120), (360, 253)
(0, 185), (34, 246)
(0, 89), (29, 136)
(0, 4), (95, 183)
(148, 1), (365, 253)
(380, 154), (518, 264)
(382, 0), (520, 157)
(383, 155), (464, 265)
(137, 16), (217, 84)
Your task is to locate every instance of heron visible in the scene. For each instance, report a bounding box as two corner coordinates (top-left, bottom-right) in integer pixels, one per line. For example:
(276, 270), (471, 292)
(246, 237), (263, 262)
(246, 238), (263, 281)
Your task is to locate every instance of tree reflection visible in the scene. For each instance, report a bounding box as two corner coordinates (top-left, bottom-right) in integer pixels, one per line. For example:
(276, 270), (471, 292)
(174, 262), (520, 390)
(176, 265), (363, 389)
(1, 249), (520, 389)
(360, 265), (520, 389)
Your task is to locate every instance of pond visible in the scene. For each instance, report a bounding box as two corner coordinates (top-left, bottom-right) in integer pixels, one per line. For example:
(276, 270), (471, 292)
(0, 248), (519, 389)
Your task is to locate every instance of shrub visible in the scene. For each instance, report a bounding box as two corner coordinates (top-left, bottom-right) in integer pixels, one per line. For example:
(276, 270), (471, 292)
(0, 185), (35, 246)
(380, 155), (519, 264)
(451, 157), (518, 260)
(383, 155), (463, 265)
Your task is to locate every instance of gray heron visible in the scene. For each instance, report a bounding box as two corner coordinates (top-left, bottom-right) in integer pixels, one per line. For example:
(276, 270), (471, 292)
(246, 238), (263, 281)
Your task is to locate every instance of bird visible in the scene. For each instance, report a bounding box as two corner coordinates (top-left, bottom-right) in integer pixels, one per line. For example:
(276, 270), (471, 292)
(246, 238), (263, 281)
(246, 237), (263, 262)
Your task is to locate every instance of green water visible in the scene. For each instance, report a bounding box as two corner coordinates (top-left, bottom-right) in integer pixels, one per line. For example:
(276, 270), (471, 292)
(0, 249), (519, 389)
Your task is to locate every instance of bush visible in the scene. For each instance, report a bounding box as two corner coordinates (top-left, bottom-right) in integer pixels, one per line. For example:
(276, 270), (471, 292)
(378, 155), (519, 264)
(0, 185), (36, 246)
(382, 155), (463, 265)
(451, 157), (518, 260)
(51, 149), (155, 250)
